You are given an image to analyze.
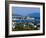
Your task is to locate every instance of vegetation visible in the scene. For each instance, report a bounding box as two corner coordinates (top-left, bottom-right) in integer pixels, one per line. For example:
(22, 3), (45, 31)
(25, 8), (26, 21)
(12, 22), (40, 31)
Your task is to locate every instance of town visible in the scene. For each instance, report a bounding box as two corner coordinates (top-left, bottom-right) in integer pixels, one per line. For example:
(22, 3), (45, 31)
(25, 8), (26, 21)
(12, 16), (40, 31)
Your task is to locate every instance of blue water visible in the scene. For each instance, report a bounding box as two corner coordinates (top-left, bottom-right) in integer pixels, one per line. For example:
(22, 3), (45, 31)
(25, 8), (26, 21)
(12, 20), (33, 22)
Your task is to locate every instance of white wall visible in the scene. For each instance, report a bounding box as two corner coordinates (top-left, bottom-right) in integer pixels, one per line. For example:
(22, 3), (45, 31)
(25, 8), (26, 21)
(0, 0), (46, 38)
(0, 0), (5, 38)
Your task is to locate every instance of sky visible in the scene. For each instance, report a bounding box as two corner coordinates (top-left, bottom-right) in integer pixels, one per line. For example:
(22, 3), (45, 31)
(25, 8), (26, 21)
(12, 7), (40, 16)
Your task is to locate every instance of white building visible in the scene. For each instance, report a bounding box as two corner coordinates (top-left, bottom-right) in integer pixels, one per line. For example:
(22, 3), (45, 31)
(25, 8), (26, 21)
(27, 16), (35, 20)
